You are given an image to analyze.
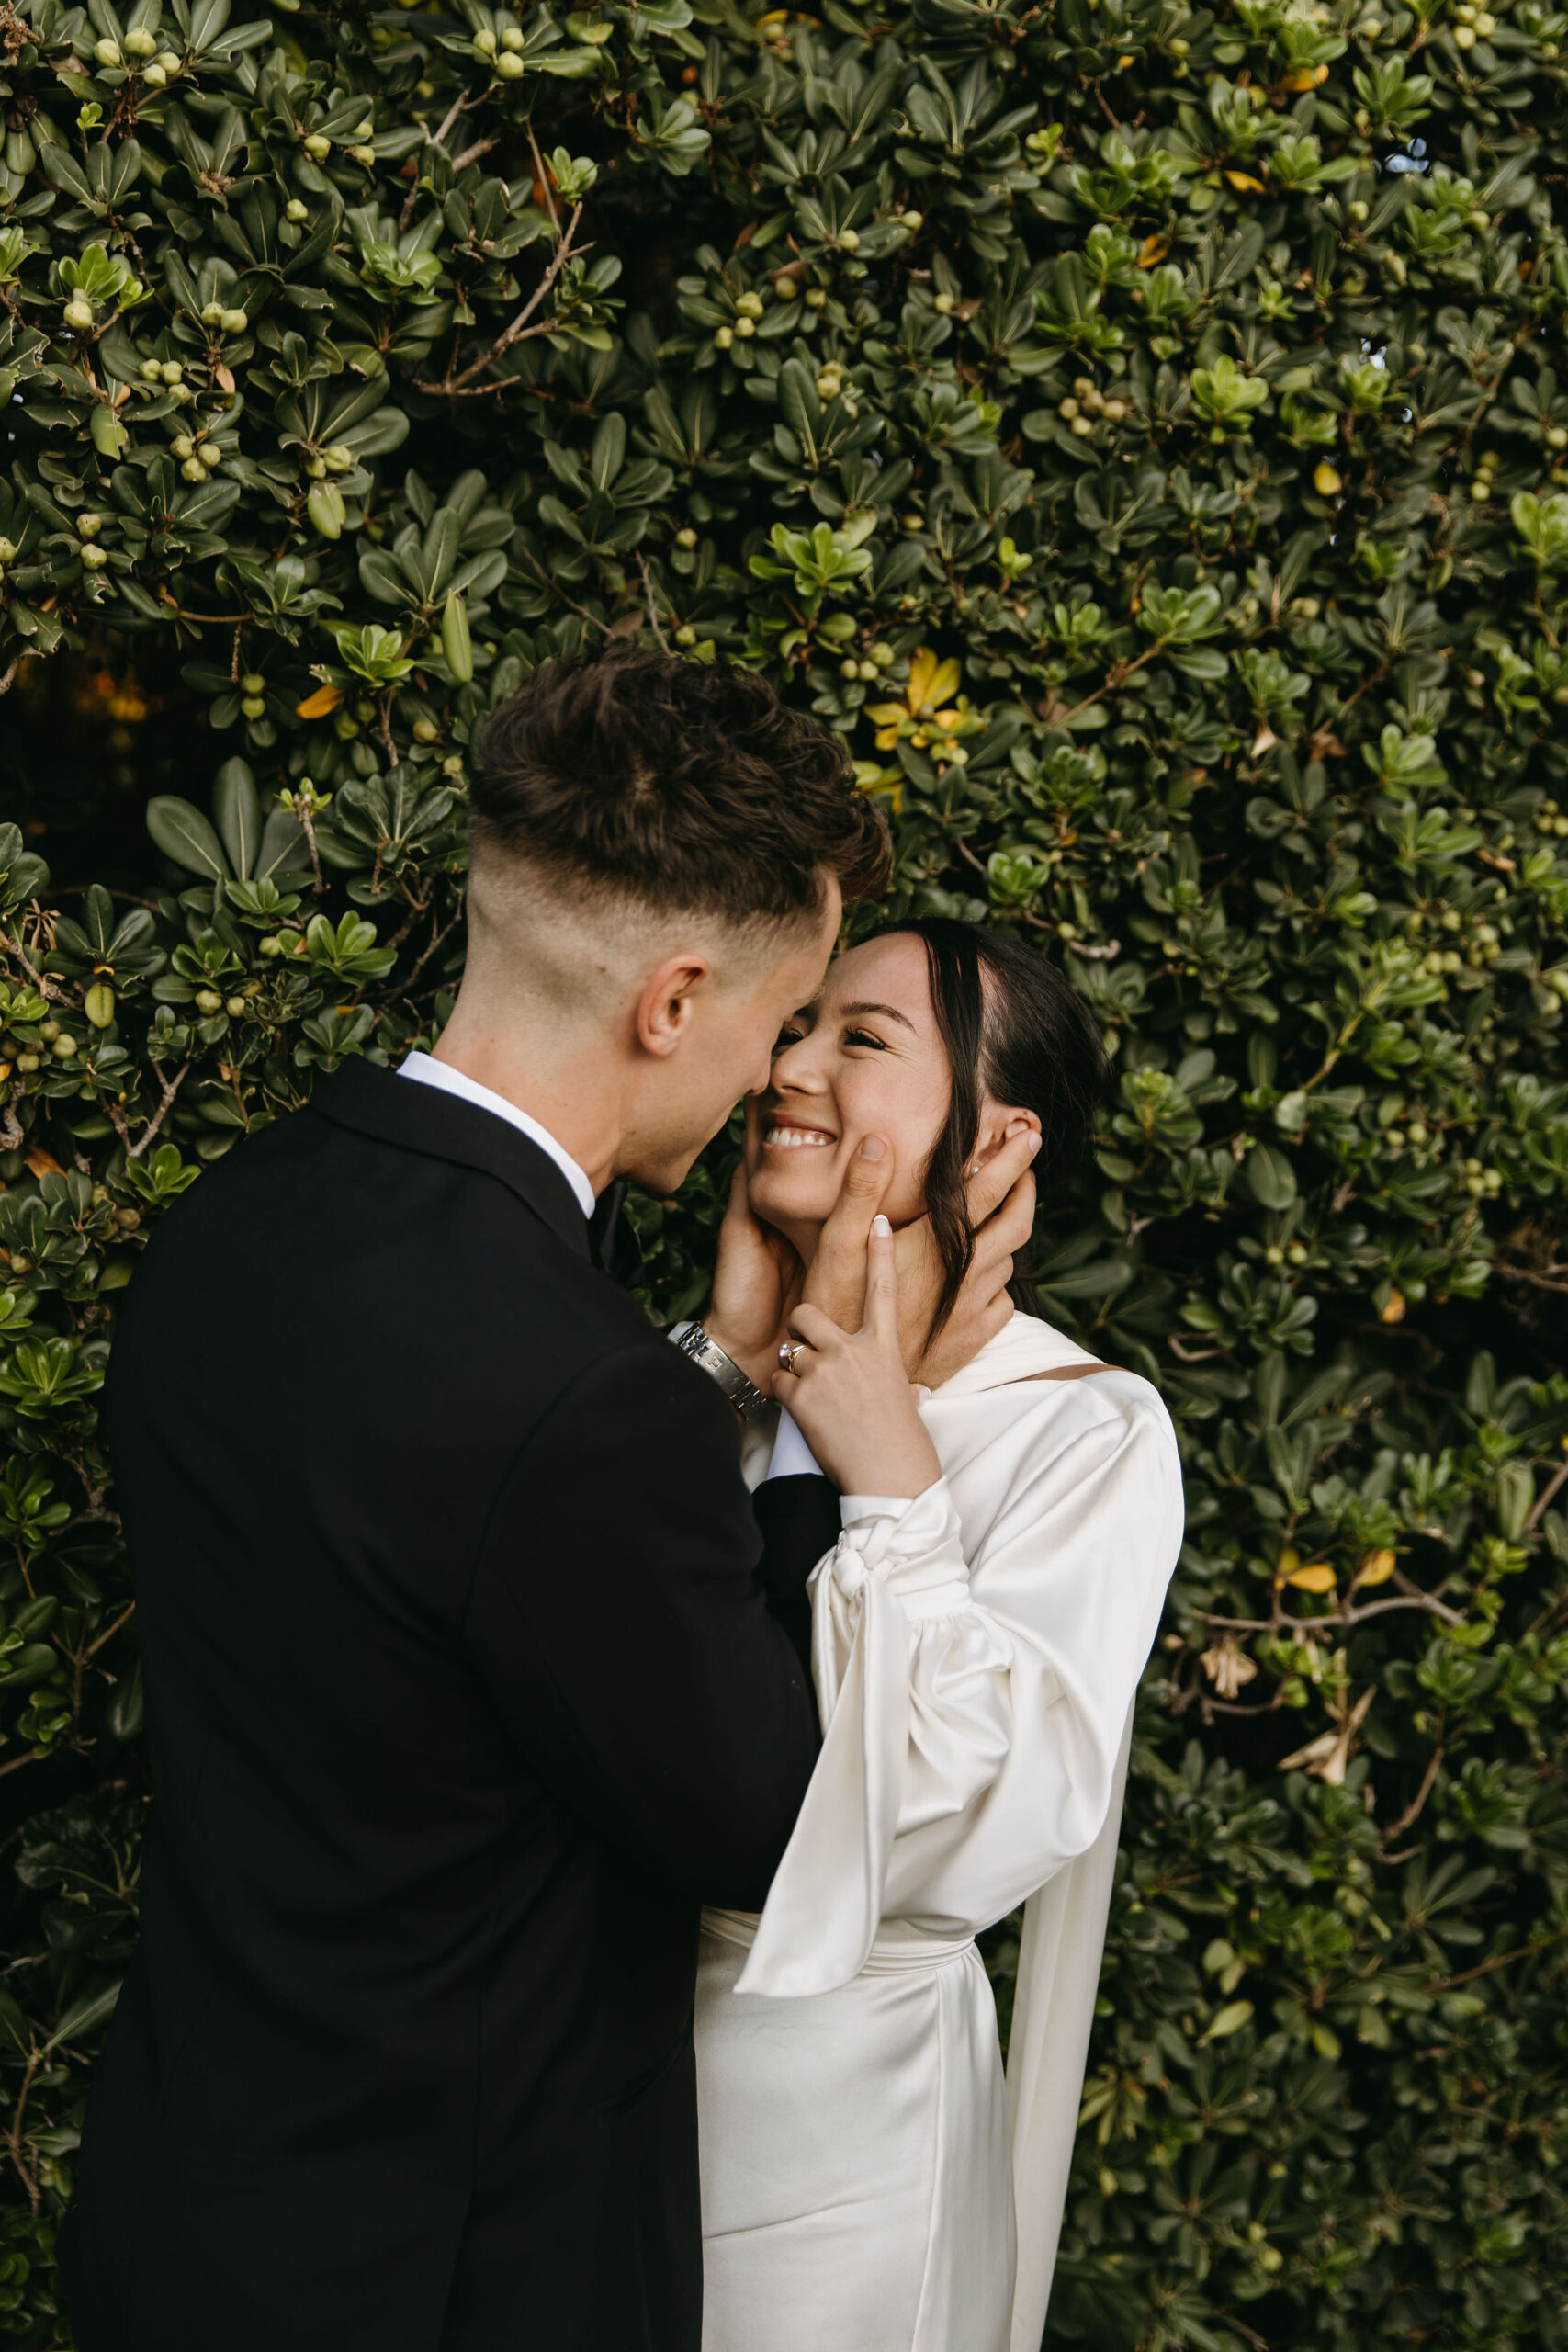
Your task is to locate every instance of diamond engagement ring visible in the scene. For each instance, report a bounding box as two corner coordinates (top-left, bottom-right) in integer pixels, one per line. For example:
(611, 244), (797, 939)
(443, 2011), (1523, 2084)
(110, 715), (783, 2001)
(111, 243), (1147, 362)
(777, 1340), (807, 1376)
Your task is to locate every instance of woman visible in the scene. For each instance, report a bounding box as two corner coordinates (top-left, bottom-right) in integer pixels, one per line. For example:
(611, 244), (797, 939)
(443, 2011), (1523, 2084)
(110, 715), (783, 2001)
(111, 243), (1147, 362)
(694, 920), (1185, 2352)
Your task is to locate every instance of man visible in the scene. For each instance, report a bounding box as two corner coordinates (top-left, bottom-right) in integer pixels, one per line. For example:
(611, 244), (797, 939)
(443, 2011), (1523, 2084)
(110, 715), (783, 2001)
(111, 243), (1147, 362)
(61, 651), (1032, 2352)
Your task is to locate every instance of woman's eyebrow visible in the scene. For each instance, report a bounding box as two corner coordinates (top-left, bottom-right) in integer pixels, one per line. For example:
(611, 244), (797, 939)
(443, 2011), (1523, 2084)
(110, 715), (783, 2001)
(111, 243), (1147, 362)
(839, 999), (919, 1034)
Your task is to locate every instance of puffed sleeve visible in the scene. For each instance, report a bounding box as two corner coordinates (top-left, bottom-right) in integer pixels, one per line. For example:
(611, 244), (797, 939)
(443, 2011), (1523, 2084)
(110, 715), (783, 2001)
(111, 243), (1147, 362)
(736, 1379), (1183, 1997)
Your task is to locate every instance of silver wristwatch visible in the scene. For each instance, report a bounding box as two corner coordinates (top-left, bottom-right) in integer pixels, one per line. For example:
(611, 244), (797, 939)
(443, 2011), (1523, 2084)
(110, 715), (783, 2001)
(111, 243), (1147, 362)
(668, 1320), (768, 1423)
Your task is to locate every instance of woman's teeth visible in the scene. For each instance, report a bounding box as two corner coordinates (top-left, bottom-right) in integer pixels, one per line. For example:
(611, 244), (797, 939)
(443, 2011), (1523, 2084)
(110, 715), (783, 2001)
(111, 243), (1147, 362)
(765, 1127), (834, 1149)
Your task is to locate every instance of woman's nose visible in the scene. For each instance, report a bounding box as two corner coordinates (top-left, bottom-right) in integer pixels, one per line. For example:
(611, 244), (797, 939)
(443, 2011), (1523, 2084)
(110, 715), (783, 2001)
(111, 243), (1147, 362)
(772, 1033), (829, 1092)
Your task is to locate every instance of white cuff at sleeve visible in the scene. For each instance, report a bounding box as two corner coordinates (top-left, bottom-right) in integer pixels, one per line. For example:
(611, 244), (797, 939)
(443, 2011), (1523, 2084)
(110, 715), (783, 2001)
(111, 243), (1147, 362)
(838, 1491), (920, 1532)
(761, 1407), (825, 1484)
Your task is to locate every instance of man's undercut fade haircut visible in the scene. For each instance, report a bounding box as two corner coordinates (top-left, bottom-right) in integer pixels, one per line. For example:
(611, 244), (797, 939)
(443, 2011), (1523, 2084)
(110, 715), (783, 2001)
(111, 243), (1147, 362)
(469, 650), (891, 925)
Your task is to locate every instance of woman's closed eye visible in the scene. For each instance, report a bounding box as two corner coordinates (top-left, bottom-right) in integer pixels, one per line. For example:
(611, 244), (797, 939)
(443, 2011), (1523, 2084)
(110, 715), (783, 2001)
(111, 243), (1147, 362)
(843, 1025), (890, 1052)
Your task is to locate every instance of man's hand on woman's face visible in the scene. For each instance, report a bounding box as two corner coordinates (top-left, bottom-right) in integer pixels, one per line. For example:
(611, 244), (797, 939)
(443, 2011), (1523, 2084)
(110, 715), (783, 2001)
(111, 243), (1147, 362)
(703, 1123), (805, 1394)
(801, 1125), (1040, 1387)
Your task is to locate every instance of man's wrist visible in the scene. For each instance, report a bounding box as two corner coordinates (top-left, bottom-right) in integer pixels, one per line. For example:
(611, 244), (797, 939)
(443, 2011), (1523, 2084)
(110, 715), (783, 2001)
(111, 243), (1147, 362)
(699, 1317), (773, 1397)
(668, 1320), (769, 1422)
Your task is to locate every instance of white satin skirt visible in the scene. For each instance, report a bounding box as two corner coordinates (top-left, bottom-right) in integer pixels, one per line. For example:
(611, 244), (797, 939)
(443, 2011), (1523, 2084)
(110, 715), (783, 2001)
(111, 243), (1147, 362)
(694, 1908), (1016, 2352)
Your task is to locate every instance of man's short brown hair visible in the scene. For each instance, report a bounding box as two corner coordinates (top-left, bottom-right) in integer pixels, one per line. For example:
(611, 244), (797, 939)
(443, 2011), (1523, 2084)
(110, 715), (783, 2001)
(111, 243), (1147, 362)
(468, 651), (890, 923)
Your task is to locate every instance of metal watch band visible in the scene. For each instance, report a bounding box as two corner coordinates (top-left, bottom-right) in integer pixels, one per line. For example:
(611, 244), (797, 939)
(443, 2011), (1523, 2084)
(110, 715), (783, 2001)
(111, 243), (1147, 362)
(667, 1320), (768, 1424)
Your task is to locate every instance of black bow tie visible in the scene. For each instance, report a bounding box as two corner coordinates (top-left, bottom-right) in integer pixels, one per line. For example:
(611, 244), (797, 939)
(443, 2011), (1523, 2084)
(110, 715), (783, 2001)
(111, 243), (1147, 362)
(587, 1178), (642, 1288)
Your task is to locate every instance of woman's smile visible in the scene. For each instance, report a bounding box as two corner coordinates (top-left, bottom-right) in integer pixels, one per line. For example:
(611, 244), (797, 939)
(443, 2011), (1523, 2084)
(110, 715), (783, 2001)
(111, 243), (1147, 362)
(761, 1115), (838, 1151)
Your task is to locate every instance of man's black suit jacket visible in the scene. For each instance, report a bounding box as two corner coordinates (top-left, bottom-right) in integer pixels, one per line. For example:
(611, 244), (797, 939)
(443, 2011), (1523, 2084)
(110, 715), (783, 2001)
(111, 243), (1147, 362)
(60, 1060), (836, 2352)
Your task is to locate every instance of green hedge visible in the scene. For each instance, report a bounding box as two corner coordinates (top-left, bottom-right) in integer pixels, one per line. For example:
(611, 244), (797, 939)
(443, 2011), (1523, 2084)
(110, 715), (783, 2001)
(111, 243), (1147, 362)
(2, 0), (1567, 2342)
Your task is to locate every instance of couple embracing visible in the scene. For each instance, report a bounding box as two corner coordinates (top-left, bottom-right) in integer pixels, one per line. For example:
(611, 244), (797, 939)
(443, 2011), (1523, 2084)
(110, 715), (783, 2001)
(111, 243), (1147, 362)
(61, 653), (1183, 2352)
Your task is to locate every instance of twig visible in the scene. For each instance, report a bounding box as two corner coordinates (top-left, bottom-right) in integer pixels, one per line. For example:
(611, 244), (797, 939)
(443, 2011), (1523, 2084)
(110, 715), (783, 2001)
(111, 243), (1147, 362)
(0, 1080), (21, 1152)
(430, 88), (474, 153)
(106, 1059), (191, 1162)
(400, 901), (463, 1000)
(400, 90), (480, 231)
(1527, 1456), (1568, 1534)
(451, 133), (500, 175)
(1376, 1744), (1443, 1850)
(412, 201), (585, 397)
(0, 655), (21, 697)
(85, 1601), (136, 1659)
(637, 554), (671, 652)
(155, 597), (251, 625)
(1194, 1587), (1464, 1635)
(295, 800), (325, 893)
(1495, 1260), (1568, 1296)
(1426, 1920), (1568, 1996)
(515, 545), (612, 635)
(1167, 1332), (1224, 1363)
(4, 2046), (41, 2212)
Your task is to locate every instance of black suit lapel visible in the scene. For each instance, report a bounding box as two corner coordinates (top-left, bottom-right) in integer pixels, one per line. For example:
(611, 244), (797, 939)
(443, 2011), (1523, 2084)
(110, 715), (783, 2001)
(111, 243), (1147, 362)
(311, 1059), (591, 1259)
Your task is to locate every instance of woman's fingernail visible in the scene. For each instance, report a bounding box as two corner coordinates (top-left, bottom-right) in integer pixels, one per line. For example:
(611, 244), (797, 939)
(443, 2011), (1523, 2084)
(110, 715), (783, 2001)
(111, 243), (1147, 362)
(859, 1136), (886, 1162)
(871, 1213), (891, 1237)
(1028, 1132), (1042, 1156)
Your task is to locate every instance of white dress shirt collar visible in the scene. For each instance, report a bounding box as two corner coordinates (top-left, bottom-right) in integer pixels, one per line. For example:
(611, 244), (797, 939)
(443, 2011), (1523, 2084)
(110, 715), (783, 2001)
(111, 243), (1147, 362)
(397, 1051), (596, 1220)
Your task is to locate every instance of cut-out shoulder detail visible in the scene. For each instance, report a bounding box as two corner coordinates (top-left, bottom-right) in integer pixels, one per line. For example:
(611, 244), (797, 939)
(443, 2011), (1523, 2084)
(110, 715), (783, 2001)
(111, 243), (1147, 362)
(1018, 1363), (1111, 1382)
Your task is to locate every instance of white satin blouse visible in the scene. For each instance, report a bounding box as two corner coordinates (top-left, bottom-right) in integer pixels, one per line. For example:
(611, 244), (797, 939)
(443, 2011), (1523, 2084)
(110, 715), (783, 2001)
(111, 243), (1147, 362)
(696, 1311), (1184, 2352)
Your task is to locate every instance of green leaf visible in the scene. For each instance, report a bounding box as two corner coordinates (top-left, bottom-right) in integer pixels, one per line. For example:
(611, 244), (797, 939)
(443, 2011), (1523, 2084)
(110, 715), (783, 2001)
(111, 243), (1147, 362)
(212, 759), (262, 882)
(1245, 1144), (1299, 1210)
(146, 796), (230, 882)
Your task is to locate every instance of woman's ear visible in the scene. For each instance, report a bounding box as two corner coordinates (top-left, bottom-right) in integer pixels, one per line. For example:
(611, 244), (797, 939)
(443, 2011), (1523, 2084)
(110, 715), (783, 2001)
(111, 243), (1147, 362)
(964, 1104), (1042, 1179)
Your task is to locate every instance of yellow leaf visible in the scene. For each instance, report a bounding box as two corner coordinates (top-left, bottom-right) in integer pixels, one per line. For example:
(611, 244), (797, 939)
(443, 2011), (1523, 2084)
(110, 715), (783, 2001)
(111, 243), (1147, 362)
(1285, 1562), (1337, 1594)
(906, 646), (942, 707)
(1282, 68), (1318, 90)
(1381, 1288), (1406, 1324)
(1136, 234), (1170, 268)
(296, 683), (345, 718)
(1356, 1548), (1396, 1587)
(1224, 170), (1266, 194)
(1314, 460), (1343, 498)
(1116, 51), (1134, 68)
(865, 703), (907, 728)
(926, 658), (962, 708)
(26, 1146), (64, 1178)
(873, 725), (900, 751)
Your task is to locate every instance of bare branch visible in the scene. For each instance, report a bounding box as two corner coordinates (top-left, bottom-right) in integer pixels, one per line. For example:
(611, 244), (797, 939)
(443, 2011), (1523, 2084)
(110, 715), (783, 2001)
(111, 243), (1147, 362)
(106, 1059), (191, 1162)
(637, 554), (671, 652)
(451, 133), (500, 175)
(1194, 1586), (1465, 1635)
(1527, 1455), (1568, 1534)
(412, 203), (586, 398)
(1426, 1919), (1568, 1996)
(1376, 1745), (1444, 1852)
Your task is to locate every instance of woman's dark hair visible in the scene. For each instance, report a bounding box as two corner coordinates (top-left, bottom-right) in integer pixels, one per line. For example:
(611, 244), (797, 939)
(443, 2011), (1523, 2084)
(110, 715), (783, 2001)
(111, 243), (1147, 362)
(871, 918), (1109, 1344)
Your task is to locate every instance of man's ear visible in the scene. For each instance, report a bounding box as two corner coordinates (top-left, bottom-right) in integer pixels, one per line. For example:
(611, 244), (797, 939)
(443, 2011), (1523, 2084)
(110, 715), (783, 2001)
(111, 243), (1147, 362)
(633, 950), (712, 1059)
(970, 1103), (1042, 1174)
